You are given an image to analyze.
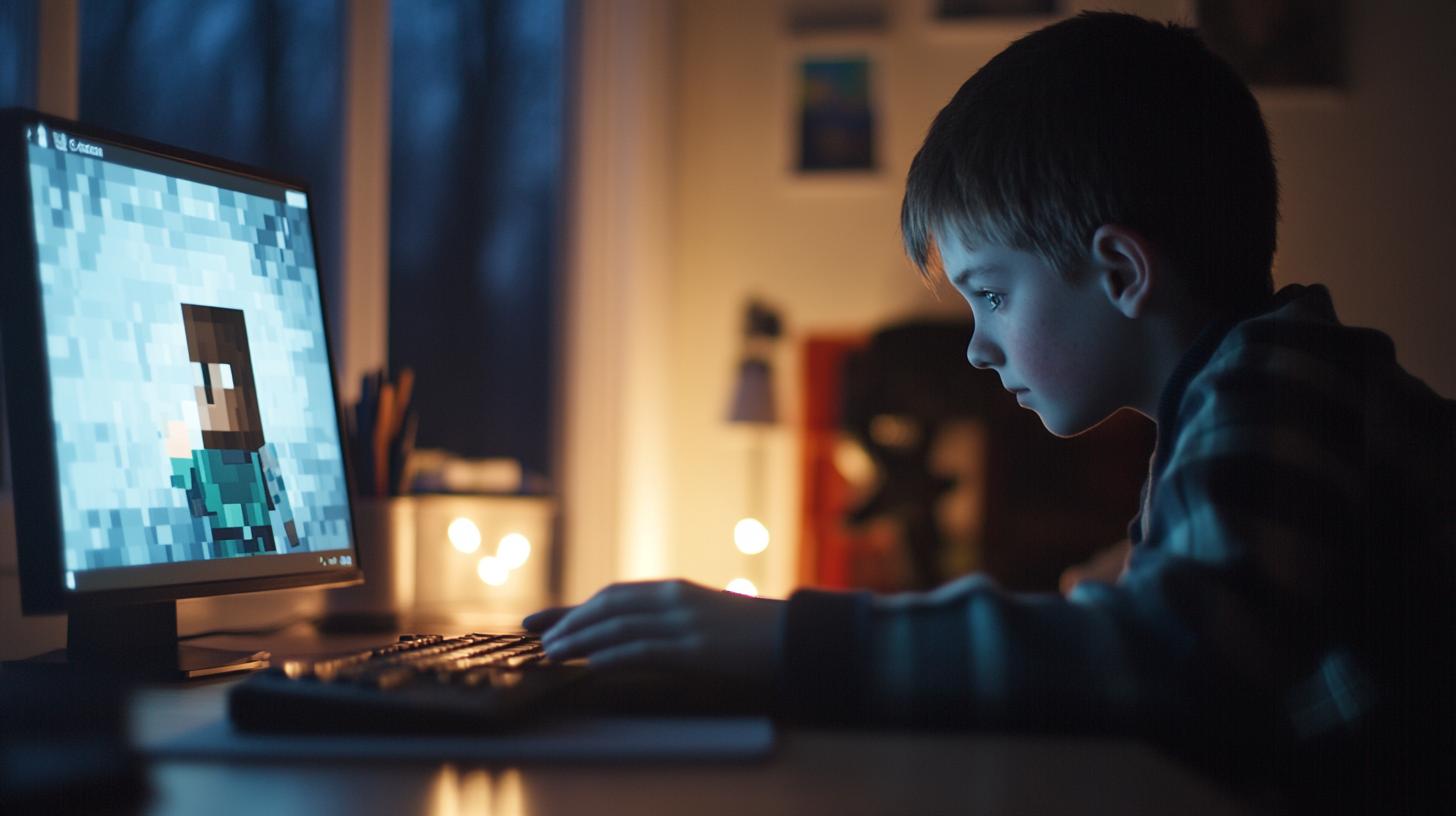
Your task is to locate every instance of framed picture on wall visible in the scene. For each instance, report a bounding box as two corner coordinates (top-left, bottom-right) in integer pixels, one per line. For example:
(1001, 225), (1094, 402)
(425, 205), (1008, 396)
(935, 0), (1056, 19)
(797, 55), (876, 172)
(786, 0), (887, 35)
(778, 34), (889, 193)
(1195, 0), (1347, 89)
(912, 0), (1061, 42)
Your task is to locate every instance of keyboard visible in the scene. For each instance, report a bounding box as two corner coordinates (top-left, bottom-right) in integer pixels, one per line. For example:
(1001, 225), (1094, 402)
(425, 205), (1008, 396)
(229, 632), (590, 734)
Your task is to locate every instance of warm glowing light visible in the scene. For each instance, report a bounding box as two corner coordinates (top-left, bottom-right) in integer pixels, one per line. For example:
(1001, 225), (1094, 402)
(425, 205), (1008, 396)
(832, 437), (877, 486)
(733, 517), (770, 555)
(725, 578), (758, 596)
(496, 533), (532, 568)
(448, 517), (482, 553)
(476, 555), (509, 586)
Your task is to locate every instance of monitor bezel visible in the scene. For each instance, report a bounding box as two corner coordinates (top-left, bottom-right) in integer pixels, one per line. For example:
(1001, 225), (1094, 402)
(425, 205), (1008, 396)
(0, 108), (364, 614)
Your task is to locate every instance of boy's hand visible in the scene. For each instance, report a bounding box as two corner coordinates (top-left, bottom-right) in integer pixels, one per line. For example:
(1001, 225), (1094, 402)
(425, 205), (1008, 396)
(523, 580), (785, 686)
(1059, 538), (1132, 595)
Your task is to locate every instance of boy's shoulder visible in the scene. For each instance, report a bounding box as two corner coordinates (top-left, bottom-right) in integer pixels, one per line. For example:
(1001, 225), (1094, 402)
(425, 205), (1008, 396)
(1137, 281), (1453, 572)
(1181, 283), (1446, 428)
(1163, 282), (1454, 514)
(1210, 282), (1388, 378)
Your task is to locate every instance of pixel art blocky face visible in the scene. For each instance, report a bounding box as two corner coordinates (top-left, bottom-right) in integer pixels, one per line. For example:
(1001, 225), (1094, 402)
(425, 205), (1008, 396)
(180, 304), (265, 451)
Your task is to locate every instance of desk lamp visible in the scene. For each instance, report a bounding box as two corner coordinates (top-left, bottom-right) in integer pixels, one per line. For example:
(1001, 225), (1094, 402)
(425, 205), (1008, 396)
(725, 300), (782, 596)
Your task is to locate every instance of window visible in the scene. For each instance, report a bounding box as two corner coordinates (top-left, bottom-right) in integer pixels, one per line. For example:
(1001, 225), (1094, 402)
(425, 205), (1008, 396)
(0, 0), (36, 108)
(80, 0), (346, 317)
(389, 0), (567, 481)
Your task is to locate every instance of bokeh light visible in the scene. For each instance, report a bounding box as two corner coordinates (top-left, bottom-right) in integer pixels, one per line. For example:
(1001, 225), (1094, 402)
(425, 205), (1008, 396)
(725, 577), (758, 597)
(496, 533), (532, 568)
(476, 555), (509, 586)
(448, 517), (482, 553)
(733, 517), (770, 555)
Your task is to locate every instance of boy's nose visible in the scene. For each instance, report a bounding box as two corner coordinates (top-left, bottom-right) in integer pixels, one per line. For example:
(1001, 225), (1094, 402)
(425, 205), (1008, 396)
(966, 335), (1001, 369)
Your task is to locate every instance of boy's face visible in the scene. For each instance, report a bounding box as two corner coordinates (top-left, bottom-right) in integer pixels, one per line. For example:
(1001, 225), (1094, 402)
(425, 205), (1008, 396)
(939, 235), (1137, 437)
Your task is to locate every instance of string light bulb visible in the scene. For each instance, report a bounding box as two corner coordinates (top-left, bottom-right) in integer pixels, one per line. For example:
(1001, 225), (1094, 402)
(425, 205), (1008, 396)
(497, 533), (531, 568)
(725, 577), (758, 597)
(733, 517), (770, 555)
(448, 517), (482, 553)
(476, 555), (508, 586)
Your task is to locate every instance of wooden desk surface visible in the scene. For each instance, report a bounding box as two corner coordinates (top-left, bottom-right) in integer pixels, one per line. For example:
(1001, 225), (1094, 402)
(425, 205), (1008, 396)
(130, 629), (1258, 816)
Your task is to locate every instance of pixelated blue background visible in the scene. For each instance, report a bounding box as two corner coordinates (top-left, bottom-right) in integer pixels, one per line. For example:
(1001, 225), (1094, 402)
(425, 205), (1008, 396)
(26, 139), (352, 572)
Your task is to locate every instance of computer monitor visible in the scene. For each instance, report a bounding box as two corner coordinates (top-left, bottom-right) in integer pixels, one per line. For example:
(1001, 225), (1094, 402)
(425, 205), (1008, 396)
(0, 109), (361, 678)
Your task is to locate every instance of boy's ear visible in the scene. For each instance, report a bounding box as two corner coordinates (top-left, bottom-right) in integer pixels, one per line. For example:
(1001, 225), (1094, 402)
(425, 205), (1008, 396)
(1089, 224), (1156, 319)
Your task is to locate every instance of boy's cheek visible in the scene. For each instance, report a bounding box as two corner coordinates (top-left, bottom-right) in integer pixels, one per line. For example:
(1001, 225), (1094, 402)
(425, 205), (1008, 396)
(1010, 341), (1104, 435)
(1007, 331), (1061, 392)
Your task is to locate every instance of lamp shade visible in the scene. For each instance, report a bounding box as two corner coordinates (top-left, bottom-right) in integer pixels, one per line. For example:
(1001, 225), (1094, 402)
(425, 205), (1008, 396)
(727, 358), (777, 424)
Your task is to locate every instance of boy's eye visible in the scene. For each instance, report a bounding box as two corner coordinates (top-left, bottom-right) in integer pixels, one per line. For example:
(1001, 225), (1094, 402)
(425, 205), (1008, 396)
(977, 291), (1004, 311)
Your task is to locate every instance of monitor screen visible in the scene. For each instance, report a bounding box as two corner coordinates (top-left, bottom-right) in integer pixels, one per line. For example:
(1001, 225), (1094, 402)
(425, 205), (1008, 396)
(2, 111), (359, 609)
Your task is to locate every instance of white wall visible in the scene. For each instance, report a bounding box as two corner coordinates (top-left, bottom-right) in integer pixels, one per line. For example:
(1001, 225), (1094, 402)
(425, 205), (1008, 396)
(559, 0), (678, 604)
(643, 0), (1456, 596)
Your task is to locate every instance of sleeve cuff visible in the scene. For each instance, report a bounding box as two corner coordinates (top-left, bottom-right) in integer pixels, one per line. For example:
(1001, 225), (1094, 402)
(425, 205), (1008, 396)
(775, 588), (872, 723)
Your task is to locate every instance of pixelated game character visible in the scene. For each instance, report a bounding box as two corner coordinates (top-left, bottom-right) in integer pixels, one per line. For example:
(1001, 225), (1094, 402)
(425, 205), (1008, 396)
(166, 304), (299, 556)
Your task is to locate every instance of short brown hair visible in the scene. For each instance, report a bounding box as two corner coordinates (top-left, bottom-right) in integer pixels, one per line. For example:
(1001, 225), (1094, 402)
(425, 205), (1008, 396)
(902, 11), (1277, 314)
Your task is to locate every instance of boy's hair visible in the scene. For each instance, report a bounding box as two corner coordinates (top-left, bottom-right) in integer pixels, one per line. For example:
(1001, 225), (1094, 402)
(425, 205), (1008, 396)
(902, 11), (1277, 314)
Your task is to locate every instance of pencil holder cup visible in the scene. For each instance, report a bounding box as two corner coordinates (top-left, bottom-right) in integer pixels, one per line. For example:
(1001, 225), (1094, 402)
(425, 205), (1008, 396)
(319, 497), (417, 632)
(412, 494), (554, 620)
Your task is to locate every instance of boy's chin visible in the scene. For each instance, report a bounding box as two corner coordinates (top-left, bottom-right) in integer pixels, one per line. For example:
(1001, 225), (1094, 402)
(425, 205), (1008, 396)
(1032, 404), (1110, 439)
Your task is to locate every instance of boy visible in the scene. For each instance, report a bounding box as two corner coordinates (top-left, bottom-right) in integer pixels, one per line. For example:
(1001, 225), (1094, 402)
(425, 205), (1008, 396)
(526, 11), (1454, 808)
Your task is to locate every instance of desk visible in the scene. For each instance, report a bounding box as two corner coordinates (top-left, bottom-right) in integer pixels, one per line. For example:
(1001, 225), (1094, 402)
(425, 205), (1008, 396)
(130, 630), (1258, 816)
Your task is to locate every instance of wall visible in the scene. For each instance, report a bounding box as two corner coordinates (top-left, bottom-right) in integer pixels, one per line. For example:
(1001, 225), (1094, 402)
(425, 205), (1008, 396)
(1265, 0), (1456, 390)
(558, 0), (679, 604)
(652, 0), (1456, 595)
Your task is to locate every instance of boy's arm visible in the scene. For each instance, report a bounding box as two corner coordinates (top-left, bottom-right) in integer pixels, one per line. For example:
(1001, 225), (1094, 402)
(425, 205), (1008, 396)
(779, 566), (1248, 732)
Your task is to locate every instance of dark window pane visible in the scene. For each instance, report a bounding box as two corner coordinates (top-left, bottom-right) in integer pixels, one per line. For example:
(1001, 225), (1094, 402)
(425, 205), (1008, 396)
(0, 0), (37, 108)
(79, 0), (345, 324)
(389, 0), (566, 482)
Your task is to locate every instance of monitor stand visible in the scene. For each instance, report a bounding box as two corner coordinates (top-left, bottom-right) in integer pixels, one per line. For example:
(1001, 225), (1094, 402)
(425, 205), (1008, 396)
(9, 601), (270, 681)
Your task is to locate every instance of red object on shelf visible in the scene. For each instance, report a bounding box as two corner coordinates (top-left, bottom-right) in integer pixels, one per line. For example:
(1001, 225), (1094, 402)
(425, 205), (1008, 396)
(797, 335), (868, 589)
